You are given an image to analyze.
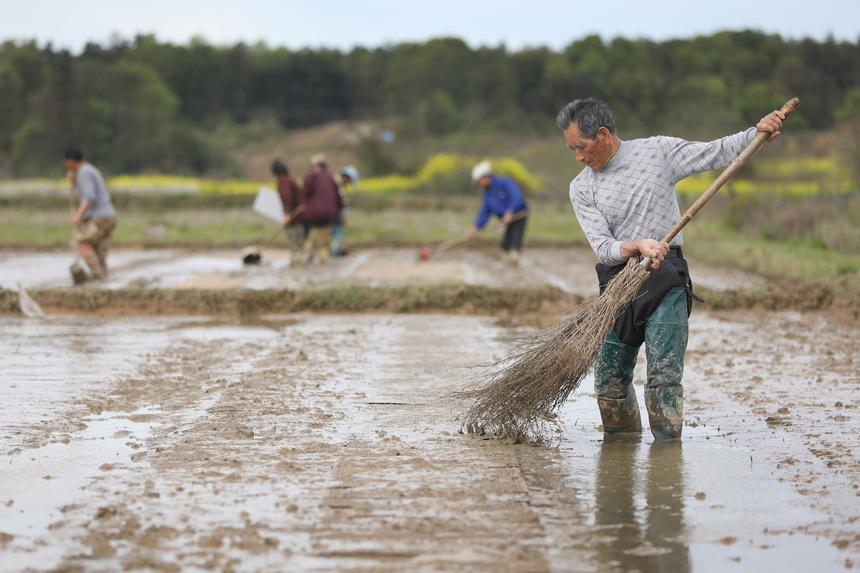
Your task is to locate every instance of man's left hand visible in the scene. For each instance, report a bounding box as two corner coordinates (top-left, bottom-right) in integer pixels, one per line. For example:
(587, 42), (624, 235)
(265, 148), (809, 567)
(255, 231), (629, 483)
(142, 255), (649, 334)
(756, 110), (785, 142)
(502, 211), (513, 224)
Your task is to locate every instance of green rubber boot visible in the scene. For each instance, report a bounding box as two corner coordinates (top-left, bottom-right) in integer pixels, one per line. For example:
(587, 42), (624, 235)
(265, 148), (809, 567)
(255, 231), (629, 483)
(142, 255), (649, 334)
(595, 330), (642, 433)
(644, 288), (689, 440)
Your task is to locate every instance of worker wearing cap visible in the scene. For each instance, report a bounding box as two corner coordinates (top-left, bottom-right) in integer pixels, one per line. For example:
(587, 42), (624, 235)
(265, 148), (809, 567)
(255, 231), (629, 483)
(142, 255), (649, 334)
(466, 161), (529, 263)
(332, 165), (359, 257)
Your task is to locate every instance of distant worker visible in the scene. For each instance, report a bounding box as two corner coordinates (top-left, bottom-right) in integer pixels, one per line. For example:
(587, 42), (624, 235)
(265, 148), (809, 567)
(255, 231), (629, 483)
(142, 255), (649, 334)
(331, 165), (359, 257)
(301, 153), (342, 264)
(271, 159), (306, 255)
(465, 161), (529, 263)
(63, 146), (117, 280)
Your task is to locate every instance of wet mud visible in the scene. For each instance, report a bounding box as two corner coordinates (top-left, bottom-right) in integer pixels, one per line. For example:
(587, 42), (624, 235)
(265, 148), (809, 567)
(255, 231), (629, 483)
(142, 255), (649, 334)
(0, 246), (765, 294)
(0, 247), (846, 318)
(1, 311), (857, 572)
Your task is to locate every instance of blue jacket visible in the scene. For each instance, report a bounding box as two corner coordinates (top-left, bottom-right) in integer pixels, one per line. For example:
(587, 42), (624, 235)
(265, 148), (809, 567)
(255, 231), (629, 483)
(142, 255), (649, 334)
(474, 175), (528, 229)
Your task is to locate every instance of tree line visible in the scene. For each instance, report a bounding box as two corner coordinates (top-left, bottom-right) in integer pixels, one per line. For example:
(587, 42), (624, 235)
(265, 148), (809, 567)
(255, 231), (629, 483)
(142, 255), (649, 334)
(1, 31), (858, 176)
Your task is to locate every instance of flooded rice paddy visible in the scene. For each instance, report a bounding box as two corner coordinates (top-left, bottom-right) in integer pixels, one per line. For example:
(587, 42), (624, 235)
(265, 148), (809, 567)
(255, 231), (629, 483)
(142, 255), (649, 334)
(1, 306), (857, 572)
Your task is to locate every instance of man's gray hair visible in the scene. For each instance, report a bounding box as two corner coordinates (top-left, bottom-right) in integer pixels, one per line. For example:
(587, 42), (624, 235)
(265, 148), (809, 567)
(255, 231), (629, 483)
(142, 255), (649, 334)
(555, 98), (616, 137)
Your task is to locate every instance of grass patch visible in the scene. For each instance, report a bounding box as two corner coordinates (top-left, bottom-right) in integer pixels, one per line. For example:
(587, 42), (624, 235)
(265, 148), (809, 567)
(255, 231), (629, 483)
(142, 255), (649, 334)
(0, 284), (575, 316)
(0, 204), (586, 248)
(685, 220), (860, 292)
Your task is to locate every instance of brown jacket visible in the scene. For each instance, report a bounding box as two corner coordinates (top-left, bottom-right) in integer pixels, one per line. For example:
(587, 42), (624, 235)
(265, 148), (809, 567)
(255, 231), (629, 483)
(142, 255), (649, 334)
(302, 169), (342, 225)
(276, 175), (304, 223)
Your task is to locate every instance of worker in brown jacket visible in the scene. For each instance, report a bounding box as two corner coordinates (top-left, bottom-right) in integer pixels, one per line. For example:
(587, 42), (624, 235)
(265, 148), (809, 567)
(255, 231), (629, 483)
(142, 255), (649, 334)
(301, 153), (342, 264)
(271, 159), (306, 254)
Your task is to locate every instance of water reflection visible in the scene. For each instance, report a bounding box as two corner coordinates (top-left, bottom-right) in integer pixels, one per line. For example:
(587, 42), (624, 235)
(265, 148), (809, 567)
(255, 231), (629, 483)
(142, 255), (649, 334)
(594, 437), (690, 573)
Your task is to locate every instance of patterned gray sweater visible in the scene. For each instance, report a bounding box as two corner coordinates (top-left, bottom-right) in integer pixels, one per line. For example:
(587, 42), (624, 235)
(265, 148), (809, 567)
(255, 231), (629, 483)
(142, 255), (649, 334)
(569, 127), (756, 265)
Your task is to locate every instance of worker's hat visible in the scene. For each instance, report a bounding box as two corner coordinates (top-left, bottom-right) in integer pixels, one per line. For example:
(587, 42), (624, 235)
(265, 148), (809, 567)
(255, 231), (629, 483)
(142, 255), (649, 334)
(471, 161), (492, 183)
(340, 165), (360, 184)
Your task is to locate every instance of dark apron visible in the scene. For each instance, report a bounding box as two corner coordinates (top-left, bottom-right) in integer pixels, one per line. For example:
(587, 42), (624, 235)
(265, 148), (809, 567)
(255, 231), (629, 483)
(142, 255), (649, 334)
(595, 246), (697, 347)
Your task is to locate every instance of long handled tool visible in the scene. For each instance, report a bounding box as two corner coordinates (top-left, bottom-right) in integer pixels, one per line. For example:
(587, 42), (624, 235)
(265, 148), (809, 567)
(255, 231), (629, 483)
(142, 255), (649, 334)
(242, 205), (306, 265)
(419, 210), (529, 262)
(462, 97), (800, 444)
(418, 236), (470, 262)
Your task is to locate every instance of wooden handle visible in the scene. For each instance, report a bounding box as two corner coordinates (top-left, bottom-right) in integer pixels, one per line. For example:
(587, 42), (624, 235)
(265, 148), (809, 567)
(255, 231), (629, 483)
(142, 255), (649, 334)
(436, 236), (469, 253)
(779, 97), (801, 117)
(640, 97), (800, 267)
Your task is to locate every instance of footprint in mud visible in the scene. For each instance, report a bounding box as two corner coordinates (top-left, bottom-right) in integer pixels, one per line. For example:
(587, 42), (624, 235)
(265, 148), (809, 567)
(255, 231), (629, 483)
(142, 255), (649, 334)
(765, 415), (792, 427)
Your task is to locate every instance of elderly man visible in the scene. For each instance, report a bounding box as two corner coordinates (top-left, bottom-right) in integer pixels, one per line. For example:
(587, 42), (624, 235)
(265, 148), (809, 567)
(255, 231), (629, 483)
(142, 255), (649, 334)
(63, 146), (117, 280)
(466, 161), (529, 263)
(557, 98), (784, 440)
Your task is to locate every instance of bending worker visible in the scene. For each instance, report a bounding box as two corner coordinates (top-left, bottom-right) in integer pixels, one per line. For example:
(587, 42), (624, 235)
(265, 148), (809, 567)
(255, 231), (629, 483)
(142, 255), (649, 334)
(301, 153), (342, 264)
(63, 146), (117, 280)
(557, 97), (784, 440)
(271, 159), (306, 256)
(466, 161), (529, 263)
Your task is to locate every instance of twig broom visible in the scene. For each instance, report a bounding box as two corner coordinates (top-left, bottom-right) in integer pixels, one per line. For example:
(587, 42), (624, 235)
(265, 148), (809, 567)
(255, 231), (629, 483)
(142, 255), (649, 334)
(463, 97), (801, 443)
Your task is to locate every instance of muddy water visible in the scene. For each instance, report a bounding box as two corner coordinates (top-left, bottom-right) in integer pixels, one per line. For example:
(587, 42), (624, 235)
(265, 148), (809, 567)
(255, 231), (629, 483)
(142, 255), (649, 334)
(0, 246), (765, 295)
(0, 311), (857, 572)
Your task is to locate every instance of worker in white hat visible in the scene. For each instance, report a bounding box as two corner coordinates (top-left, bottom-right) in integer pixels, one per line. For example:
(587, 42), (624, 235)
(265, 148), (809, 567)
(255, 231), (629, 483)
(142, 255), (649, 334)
(331, 165), (359, 256)
(465, 161), (529, 263)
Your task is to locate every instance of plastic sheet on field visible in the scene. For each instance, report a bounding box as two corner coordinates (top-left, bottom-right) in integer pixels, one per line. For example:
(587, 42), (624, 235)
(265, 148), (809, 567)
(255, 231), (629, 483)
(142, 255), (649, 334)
(252, 186), (283, 223)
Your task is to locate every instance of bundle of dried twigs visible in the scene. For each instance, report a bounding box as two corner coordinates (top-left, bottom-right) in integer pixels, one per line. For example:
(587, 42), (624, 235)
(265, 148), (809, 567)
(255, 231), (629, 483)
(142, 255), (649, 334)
(462, 258), (649, 443)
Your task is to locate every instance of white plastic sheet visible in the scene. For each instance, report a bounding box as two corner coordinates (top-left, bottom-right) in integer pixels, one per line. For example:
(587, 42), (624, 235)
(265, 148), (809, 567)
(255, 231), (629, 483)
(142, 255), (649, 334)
(252, 186), (284, 223)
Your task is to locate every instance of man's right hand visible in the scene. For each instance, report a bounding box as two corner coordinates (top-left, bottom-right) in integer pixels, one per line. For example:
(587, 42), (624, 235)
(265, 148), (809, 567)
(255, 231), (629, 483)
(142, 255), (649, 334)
(621, 238), (669, 269)
(465, 225), (480, 240)
(756, 109), (785, 142)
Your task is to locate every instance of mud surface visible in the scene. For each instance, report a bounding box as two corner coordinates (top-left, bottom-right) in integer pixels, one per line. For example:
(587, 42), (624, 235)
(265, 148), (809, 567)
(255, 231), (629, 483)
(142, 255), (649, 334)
(0, 246), (766, 295)
(1, 311), (857, 572)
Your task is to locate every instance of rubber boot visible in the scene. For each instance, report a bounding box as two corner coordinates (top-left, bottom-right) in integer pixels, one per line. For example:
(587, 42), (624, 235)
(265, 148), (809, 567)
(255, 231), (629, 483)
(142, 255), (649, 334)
(595, 330), (642, 433)
(318, 247), (330, 264)
(644, 288), (688, 440)
(598, 384), (643, 434)
(645, 389), (683, 440)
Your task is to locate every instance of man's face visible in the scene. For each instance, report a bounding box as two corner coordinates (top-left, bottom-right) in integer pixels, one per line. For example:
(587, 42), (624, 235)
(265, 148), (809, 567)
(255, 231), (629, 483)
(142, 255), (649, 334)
(563, 124), (613, 171)
(63, 158), (77, 172)
(476, 175), (491, 189)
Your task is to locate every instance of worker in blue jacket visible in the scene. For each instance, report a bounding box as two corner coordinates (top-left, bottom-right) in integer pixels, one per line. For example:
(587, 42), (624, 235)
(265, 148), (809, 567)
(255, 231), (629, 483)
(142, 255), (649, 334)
(466, 161), (529, 263)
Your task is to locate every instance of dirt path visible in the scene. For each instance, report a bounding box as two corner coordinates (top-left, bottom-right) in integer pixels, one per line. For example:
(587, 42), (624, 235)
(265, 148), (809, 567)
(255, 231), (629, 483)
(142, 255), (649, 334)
(0, 246), (766, 295)
(0, 311), (857, 572)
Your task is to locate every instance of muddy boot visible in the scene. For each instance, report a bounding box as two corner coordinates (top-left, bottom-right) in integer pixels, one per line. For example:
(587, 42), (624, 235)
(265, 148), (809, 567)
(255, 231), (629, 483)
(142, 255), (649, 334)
(318, 247), (330, 264)
(598, 384), (643, 434)
(645, 389), (683, 440)
(644, 288), (689, 440)
(69, 261), (89, 285)
(595, 330), (642, 434)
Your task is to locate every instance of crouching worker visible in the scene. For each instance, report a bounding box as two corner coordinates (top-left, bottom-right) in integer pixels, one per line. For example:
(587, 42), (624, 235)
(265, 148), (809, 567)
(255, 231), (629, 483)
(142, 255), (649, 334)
(64, 146), (117, 280)
(465, 161), (528, 264)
